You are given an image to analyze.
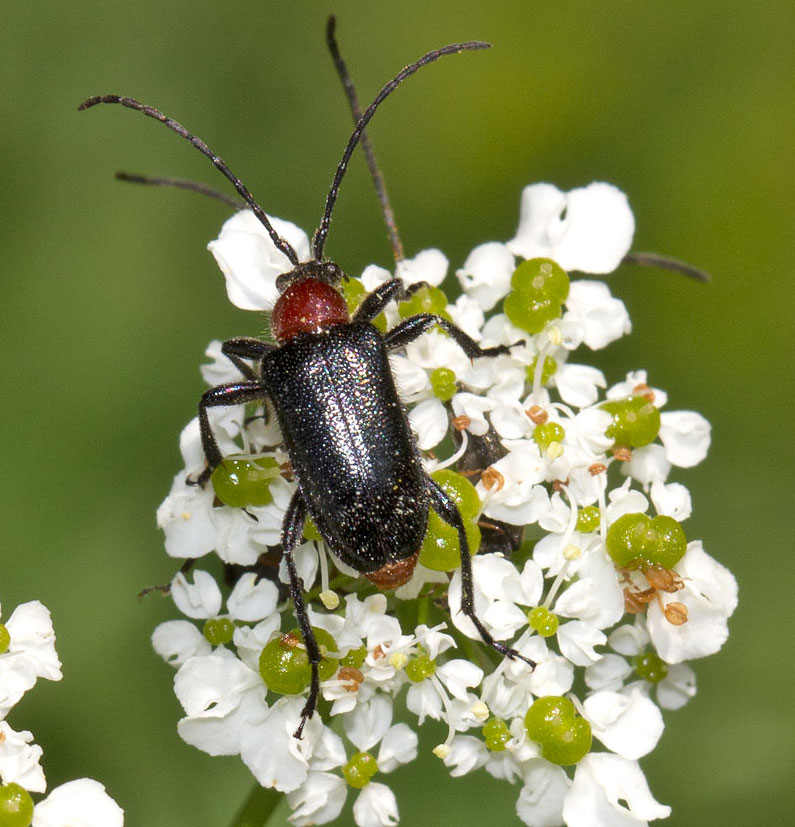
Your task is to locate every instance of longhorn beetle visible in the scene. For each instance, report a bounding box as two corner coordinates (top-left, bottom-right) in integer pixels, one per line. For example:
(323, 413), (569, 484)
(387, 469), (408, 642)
(80, 26), (536, 738)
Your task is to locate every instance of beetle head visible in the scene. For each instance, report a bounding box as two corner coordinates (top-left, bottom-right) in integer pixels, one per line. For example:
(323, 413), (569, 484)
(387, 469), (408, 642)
(275, 260), (345, 294)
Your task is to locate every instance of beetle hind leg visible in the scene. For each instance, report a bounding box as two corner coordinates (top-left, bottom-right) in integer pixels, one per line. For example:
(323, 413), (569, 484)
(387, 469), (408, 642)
(281, 491), (322, 739)
(426, 478), (537, 670)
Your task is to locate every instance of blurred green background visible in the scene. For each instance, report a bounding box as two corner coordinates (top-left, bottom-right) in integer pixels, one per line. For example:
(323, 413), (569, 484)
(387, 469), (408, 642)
(1, 1), (792, 825)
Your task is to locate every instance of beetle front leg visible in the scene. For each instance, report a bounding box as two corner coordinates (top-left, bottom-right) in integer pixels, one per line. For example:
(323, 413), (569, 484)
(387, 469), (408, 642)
(280, 490), (322, 739)
(385, 313), (513, 358)
(193, 381), (270, 486)
(352, 277), (428, 323)
(426, 477), (537, 669)
(221, 337), (276, 381)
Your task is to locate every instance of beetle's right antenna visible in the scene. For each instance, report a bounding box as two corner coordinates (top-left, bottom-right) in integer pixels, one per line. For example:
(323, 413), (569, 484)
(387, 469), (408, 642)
(622, 251), (710, 282)
(326, 15), (404, 263)
(78, 96), (300, 267)
(313, 40), (490, 262)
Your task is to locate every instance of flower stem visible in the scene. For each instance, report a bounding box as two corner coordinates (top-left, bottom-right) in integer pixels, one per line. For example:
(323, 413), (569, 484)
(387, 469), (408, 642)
(228, 784), (283, 827)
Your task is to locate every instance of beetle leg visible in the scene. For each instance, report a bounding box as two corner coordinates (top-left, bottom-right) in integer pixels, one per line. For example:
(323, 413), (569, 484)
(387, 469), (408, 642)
(221, 337), (276, 380)
(352, 277), (428, 322)
(280, 490), (322, 739)
(426, 477), (537, 669)
(385, 313), (512, 358)
(193, 381), (270, 485)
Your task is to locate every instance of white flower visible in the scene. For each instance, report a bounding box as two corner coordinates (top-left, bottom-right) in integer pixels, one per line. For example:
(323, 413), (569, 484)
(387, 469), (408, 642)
(208, 209), (311, 310)
(561, 280), (632, 350)
(646, 541), (738, 662)
(584, 687), (664, 759)
(563, 753), (671, 825)
(0, 722), (46, 792)
(456, 242), (516, 311)
(174, 650), (264, 756)
(0, 601), (62, 717)
(507, 182), (635, 274)
(31, 779), (124, 827)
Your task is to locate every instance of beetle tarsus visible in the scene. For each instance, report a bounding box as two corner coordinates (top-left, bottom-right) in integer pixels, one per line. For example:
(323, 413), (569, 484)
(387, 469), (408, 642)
(427, 477), (538, 671)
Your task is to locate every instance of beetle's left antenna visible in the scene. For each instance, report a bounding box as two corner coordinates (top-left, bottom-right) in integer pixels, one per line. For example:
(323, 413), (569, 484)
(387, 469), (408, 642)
(313, 40), (490, 262)
(78, 96), (300, 267)
(114, 172), (246, 210)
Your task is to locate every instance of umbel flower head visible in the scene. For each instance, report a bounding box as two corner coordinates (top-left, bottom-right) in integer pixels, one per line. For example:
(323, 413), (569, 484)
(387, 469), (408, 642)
(154, 181), (737, 827)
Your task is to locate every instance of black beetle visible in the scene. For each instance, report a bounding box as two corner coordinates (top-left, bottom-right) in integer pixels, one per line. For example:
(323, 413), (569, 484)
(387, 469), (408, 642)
(80, 34), (535, 738)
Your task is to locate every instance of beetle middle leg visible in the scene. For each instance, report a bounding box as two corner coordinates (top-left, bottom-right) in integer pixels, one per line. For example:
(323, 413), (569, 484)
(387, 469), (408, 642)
(386, 313), (512, 359)
(426, 477), (537, 669)
(280, 490), (322, 739)
(193, 380), (270, 485)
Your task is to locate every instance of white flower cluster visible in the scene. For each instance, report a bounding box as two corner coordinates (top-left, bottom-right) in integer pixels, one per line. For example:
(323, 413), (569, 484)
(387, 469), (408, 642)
(155, 182), (737, 827)
(0, 600), (124, 826)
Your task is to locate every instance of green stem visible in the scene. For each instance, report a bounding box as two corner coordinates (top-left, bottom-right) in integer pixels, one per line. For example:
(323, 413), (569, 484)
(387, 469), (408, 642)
(228, 784), (283, 827)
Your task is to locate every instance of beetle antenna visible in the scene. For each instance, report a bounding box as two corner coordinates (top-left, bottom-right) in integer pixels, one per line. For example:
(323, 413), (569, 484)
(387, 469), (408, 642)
(313, 40), (490, 262)
(622, 251), (710, 283)
(78, 96), (300, 267)
(115, 172), (246, 210)
(326, 15), (404, 263)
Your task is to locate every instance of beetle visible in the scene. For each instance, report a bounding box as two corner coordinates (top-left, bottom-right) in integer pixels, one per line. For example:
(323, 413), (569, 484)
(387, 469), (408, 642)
(80, 33), (535, 738)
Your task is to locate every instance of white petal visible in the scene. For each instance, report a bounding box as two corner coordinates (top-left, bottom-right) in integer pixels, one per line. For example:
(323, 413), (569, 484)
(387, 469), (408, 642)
(441, 735), (488, 777)
(353, 782), (399, 827)
(208, 210), (310, 311)
(377, 724), (418, 772)
(227, 573), (279, 621)
(396, 248), (448, 286)
(607, 623), (649, 657)
(656, 663), (697, 711)
(32, 779), (124, 827)
(278, 542), (320, 592)
(509, 182), (634, 273)
(563, 280), (632, 350)
(174, 652), (262, 755)
(659, 411), (711, 467)
(456, 241), (516, 311)
(344, 696), (393, 752)
(436, 660), (484, 701)
(5, 601), (62, 682)
(171, 570), (222, 619)
(646, 541), (737, 663)
(553, 551), (624, 630)
(584, 688), (664, 759)
(447, 294), (486, 341)
(557, 621), (606, 666)
(406, 680), (442, 724)
(622, 444), (671, 486)
(507, 183), (567, 260)
(157, 472), (217, 560)
(240, 697), (321, 792)
(359, 265), (392, 291)
(585, 654), (633, 692)
(649, 480), (692, 521)
(516, 760), (570, 827)
(554, 363), (606, 408)
(151, 620), (211, 667)
(408, 398), (448, 450)
(0, 722), (45, 792)
(563, 753), (670, 826)
(389, 354), (430, 400)
(287, 771), (347, 826)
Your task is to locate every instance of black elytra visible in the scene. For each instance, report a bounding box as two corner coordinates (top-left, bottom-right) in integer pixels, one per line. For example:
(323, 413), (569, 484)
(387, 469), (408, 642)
(80, 31), (536, 739)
